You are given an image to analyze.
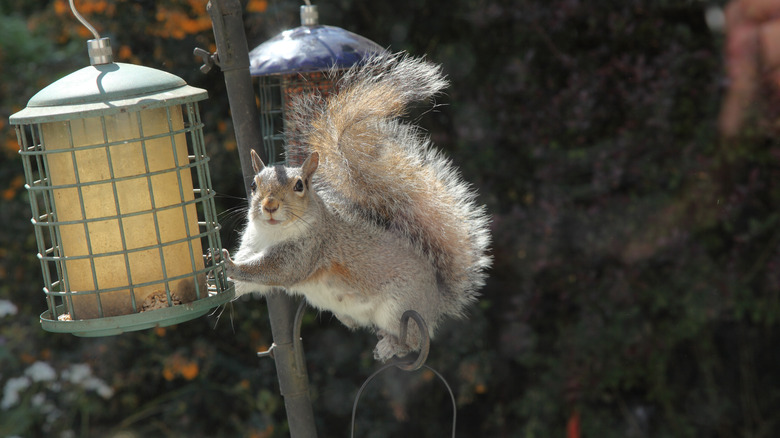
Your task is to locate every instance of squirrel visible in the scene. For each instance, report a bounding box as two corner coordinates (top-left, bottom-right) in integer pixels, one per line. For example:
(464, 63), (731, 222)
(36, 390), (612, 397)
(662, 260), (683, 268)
(222, 52), (492, 362)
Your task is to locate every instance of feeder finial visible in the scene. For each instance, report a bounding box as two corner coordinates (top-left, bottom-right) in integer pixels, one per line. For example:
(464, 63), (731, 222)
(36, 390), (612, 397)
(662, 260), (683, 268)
(69, 0), (113, 65)
(300, 2), (318, 26)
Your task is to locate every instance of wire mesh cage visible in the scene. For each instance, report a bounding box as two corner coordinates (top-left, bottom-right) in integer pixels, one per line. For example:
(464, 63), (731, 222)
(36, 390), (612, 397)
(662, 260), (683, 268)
(250, 4), (383, 166)
(257, 71), (340, 165)
(10, 62), (234, 336)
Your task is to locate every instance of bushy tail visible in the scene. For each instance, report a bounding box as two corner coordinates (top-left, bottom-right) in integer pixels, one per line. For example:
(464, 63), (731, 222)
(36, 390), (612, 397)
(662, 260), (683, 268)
(287, 52), (491, 315)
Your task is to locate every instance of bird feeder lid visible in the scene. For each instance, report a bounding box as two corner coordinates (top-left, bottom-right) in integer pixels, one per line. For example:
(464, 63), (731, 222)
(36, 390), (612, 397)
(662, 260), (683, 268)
(248, 24), (384, 76)
(10, 62), (208, 124)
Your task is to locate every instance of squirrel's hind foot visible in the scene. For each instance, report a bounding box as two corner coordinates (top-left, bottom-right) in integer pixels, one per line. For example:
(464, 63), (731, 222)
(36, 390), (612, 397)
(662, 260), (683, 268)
(374, 330), (412, 362)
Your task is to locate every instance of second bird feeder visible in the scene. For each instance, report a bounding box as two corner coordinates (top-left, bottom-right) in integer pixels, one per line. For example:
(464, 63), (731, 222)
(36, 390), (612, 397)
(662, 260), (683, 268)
(248, 4), (383, 165)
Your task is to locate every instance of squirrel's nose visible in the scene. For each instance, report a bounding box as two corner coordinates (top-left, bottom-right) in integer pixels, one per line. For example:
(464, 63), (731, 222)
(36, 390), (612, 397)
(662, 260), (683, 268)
(262, 198), (279, 214)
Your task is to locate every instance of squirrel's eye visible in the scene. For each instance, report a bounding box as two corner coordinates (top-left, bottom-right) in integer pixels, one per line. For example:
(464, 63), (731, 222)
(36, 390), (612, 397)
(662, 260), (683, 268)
(293, 179), (304, 192)
(250, 180), (257, 192)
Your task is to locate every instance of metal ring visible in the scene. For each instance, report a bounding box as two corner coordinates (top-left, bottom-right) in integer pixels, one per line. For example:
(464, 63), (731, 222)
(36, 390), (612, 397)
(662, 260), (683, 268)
(394, 310), (430, 371)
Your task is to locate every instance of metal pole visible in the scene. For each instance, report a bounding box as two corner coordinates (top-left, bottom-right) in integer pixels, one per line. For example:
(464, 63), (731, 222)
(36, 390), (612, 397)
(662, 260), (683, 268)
(204, 1), (318, 436)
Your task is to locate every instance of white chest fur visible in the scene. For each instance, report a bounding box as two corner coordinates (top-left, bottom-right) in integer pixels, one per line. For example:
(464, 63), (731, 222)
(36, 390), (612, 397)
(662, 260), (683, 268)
(292, 279), (379, 328)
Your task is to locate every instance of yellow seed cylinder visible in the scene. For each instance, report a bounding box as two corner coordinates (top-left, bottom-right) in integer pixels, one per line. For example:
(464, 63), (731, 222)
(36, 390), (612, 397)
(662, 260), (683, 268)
(42, 106), (204, 319)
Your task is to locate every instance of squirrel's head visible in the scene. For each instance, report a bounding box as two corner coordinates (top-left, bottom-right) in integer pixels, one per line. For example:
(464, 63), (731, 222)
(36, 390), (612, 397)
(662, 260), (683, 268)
(247, 149), (319, 227)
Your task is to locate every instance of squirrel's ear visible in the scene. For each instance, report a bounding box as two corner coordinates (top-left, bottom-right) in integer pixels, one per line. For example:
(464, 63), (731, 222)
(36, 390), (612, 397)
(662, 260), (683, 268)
(302, 152), (319, 179)
(250, 149), (265, 174)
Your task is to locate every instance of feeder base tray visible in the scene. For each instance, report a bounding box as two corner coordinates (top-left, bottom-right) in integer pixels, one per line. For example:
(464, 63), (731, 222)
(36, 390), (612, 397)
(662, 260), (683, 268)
(40, 284), (235, 337)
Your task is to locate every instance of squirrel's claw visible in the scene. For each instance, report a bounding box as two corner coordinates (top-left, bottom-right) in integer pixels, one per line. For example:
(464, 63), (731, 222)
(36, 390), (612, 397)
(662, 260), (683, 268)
(221, 249), (240, 281)
(221, 249), (235, 269)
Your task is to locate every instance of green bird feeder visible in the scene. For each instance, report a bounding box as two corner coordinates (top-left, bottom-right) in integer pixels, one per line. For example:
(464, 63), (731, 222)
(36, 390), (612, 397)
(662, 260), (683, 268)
(9, 8), (234, 336)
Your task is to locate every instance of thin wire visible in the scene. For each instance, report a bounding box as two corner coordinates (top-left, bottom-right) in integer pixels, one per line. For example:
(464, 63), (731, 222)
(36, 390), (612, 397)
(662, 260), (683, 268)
(69, 0), (101, 40)
(350, 363), (457, 438)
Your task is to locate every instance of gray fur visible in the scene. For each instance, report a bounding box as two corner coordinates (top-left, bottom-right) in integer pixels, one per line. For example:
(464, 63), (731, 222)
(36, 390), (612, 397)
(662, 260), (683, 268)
(225, 52), (492, 361)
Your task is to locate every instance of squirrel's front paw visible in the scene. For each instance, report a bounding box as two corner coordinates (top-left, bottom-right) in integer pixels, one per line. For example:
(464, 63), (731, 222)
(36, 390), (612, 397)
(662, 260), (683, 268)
(221, 249), (255, 283)
(221, 249), (237, 274)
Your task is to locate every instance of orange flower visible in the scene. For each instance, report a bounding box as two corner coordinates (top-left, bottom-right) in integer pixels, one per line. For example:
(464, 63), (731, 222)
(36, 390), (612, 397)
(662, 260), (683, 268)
(187, 0), (208, 17)
(117, 45), (133, 60)
(54, 0), (68, 16)
(154, 7), (212, 39)
(162, 354), (200, 381)
(247, 0), (268, 13)
(2, 175), (24, 201)
(76, 26), (93, 39)
(179, 361), (199, 380)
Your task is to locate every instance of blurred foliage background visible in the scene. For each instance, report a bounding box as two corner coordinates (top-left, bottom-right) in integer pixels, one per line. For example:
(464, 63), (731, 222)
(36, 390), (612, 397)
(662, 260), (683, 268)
(2, 0), (780, 437)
